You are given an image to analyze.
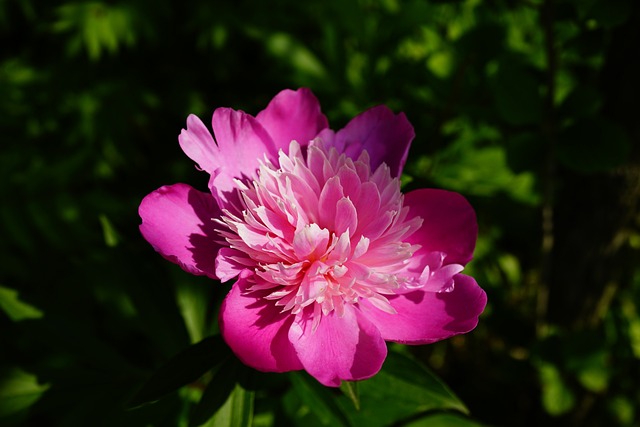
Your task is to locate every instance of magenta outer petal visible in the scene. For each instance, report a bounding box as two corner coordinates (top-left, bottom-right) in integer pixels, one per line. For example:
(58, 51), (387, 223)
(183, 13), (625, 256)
(139, 183), (221, 279)
(404, 188), (478, 266)
(256, 88), (329, 151)
(220, 273), (303, 373)
(289, 306), (387, 387)
(360, 274), (486, 344)
(332, 105), (414, 177)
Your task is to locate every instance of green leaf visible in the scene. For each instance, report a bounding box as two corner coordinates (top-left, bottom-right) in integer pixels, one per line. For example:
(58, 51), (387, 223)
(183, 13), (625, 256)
(189, 357), (238, 427)
(201, 383), (254, 427)
(289, 371), (352, 427)
(607, 395), (635, 425)
(563, 330), (611, 393)
(576, 360), (609, 393)
(403, 412), (486, 427)
(98, 214), (119, 247)
(175, 277), (214, 344)
(0, 367), (50, 418)
(336, 351), (468, 427)
(0, 285), (43, 322)
(340, 381), (360, 411)
(128, 335), (231, 408)
(558, 87), (602, 119)
(420, 119), (539, 204)
(628, 317), (640, 359)
(538, 363), (575, 416)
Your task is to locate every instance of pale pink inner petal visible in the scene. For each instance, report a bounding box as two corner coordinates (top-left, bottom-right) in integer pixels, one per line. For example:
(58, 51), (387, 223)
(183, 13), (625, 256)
(216, 139), (423, 327)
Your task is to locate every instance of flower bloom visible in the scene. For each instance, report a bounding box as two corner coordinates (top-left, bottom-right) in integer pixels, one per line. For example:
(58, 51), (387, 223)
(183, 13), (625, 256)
(139, 88), (486, 387)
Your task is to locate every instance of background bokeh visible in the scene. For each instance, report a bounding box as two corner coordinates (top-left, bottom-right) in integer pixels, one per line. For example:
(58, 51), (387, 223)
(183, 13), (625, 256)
(2, 0), (639, 426)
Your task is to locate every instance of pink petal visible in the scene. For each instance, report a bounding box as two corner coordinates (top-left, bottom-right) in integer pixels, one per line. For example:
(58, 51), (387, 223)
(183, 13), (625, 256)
(359, 274), (486, 344)
(332, 105), (415, 177)
(404, 189), (477, 267)
(293, 224), (330, 260)
(317, 176), (343, 231)
(178, 108), (278, 210)
(256, 88), (329, 151)
(178, 114), (220, 174)
(352, 182), (381, 237)
(219, 272), (303, 372)
(289, 306), (387, 387)
(209, 108), (278, 206)
(215, 248), (253, 283)
(334, 197), (358, 237)
(139, 183), (220, 279)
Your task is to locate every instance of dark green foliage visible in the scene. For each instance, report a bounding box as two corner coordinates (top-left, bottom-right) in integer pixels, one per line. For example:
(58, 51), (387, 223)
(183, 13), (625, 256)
(2, 0), (640, 426)
(129, 335), (231, 408)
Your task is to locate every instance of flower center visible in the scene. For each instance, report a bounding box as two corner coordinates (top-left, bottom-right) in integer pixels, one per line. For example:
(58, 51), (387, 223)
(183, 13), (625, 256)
(218, 139), (423, 323)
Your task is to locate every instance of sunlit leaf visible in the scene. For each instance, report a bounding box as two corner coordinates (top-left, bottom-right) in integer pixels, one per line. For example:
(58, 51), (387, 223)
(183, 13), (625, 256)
(335, 351), (468, 427)
(538, 363), (575, 416)
(607, 395), (635, 426)
(629, 318), (640, 359)
(0, 368), (49, 418)
(53, 3), (137, 60)
(563, 331), (611, 393)
(428, 50), (454, 78)
(422, 120), (539, 204)
(98, 214), (119, 247)
(175, 277), (213, 344)
(403, 412), (485, 427)
(201, 383), (254, 427)
(0, 286), (43, 322)
(340, 381), (360, 411)
(504, 6), (545, 68)
(247, 29), (327, 86)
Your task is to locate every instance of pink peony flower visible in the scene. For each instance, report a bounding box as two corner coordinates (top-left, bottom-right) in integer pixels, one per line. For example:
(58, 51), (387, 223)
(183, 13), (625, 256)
(139, 88), (486, 387)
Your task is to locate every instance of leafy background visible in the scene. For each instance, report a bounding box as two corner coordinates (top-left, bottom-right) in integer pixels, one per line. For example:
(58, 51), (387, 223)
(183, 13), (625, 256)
(2, 0), (639, 426)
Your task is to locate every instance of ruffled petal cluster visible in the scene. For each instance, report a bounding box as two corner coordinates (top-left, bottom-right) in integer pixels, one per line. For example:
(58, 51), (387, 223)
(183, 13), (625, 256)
(139, 88), (486, 387)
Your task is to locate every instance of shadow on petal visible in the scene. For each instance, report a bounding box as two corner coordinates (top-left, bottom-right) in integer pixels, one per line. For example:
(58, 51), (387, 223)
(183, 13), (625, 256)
(220, 275), (303, 372)
(185, 187), (224, 278)
(403, 290), (425, 304)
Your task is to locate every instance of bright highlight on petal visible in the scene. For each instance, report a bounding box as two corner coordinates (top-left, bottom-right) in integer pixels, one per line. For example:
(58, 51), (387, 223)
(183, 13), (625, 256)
(139, 88), (486, 387)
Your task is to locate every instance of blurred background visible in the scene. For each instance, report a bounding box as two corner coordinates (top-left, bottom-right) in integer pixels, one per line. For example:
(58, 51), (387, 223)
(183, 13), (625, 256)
(1, 0), (639, 426)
